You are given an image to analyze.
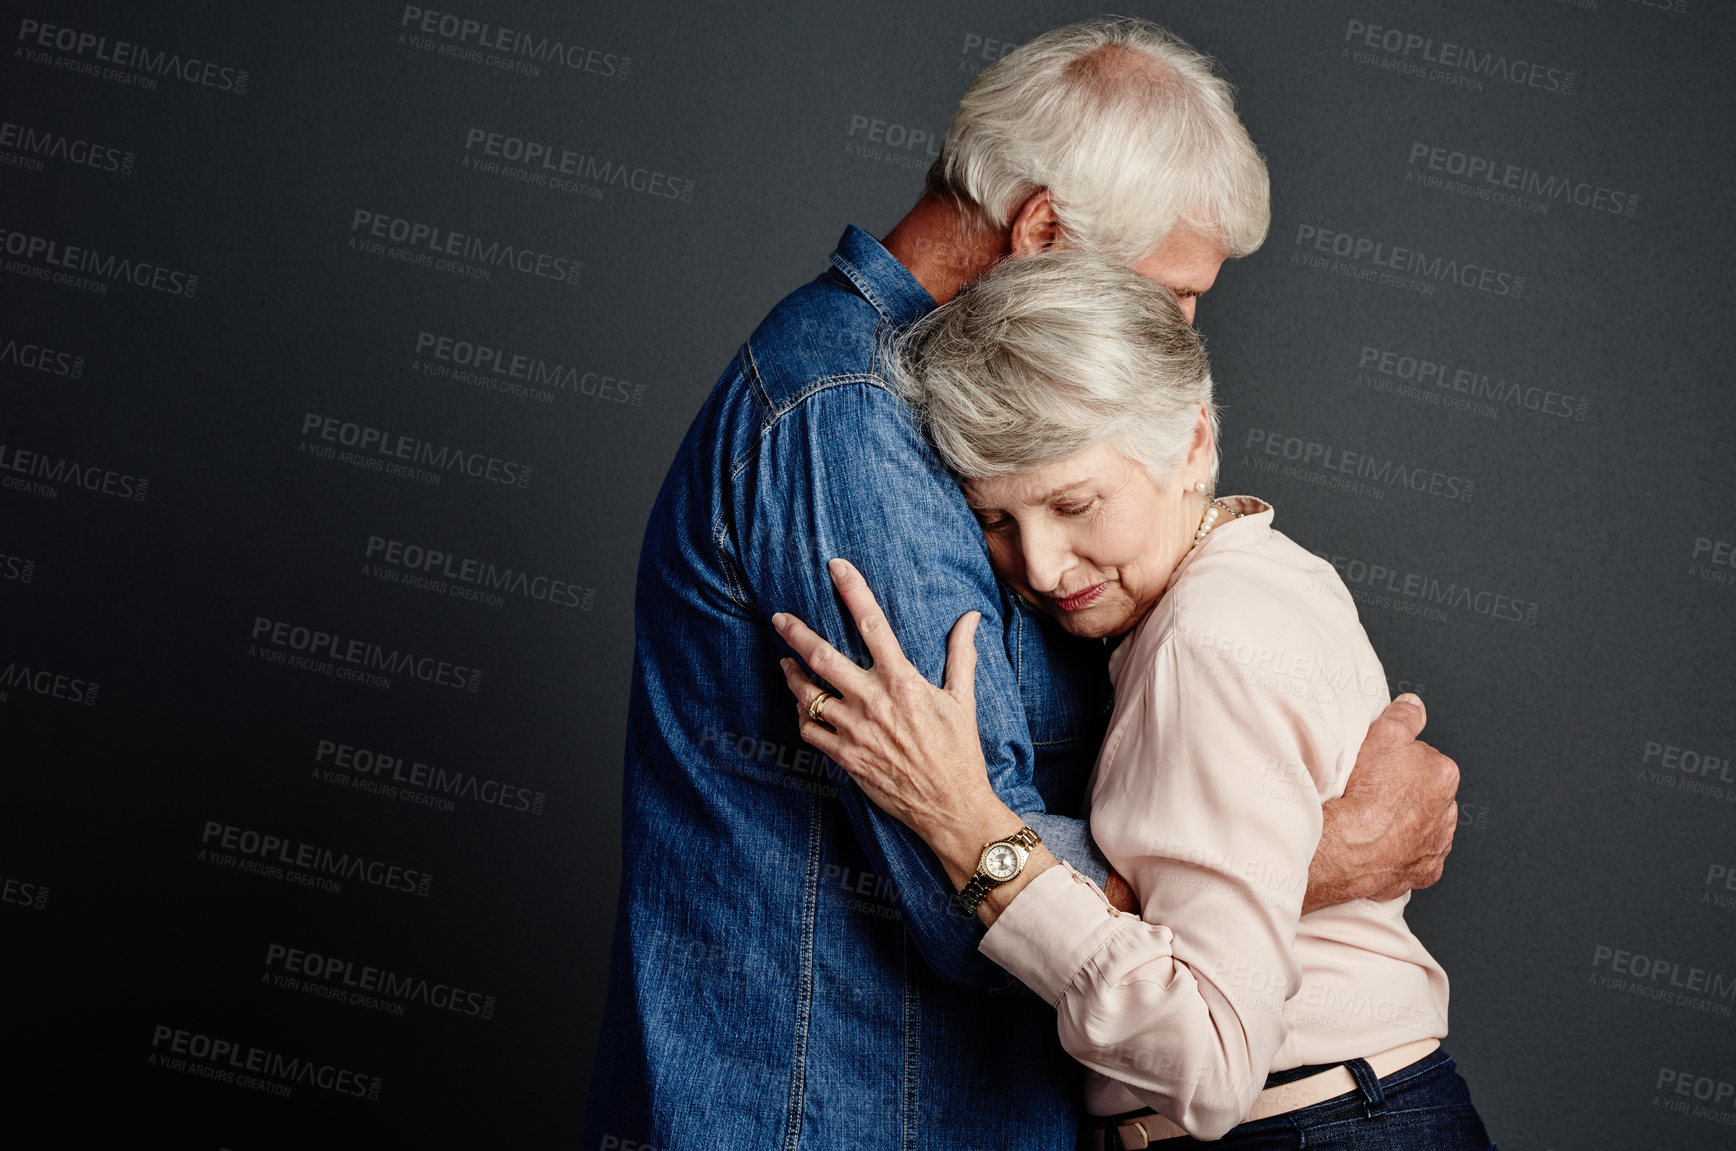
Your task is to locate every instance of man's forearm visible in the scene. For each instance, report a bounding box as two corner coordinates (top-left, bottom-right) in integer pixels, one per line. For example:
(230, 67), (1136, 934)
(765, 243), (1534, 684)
(1305, 771), (1459, 913)
(1305, 695), (1461, 914)
(1304, 796), (1380, 914)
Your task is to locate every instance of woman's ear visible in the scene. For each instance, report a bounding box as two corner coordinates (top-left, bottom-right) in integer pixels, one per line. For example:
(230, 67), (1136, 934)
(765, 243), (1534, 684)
(1008, 191), (1062, 256)
(1185, 402), (1216, 485)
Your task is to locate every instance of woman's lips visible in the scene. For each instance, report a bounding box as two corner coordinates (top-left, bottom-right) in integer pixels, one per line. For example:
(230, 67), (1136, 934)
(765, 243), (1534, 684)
(1052, 583), (1107, 612)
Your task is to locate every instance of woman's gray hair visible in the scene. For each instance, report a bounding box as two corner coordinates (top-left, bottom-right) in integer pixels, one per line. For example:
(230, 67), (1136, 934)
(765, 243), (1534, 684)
(894, 248), (1219, 488)
(927, 16), (1269, 262)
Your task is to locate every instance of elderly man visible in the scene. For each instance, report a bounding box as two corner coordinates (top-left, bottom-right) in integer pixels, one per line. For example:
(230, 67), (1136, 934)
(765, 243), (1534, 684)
(584, 17), (1460, 1150)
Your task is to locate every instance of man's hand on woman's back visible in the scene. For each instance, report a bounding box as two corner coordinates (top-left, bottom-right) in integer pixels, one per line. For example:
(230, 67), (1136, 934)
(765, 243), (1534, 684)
(1304, 694), (1460, 914)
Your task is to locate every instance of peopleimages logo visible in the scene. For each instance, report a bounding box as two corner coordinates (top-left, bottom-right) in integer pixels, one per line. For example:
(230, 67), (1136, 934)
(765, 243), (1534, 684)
(0, 226), (198, 297)
(0, 658), (99, 706)
(463, 128), (693, 203)
(298, 412), (533, 490)
(957, 32), (1019, 77)
(0, 548), (38, 584)
(0, 120), (134, 176)
(1705, 864), (1736, 912)
(1184, 630), (1394, 706)
(0, 332), (85, 378)
(1655, 1067), (1736, 1129)
(1405, 141), (1638, 218)
(413, 329), (642, 406)
(265, 942), (498, 1020)
(149, 1024), (381, 1101)
(1292, 224), (1523, 298)
(399, 6), (629, 78)
(0, 442), (148, 503)
(16, 19), (250, 93)
(348, 209), (581, 287)
(2, 873), (49, 910)
(1590, 944), (1736, 1018)
(1243, 428), (1475, 505)
(248, 615), (484, 693)
(1342, 19), (1575, 96)
(1356, 345), (1588, 423)
(1689, 536), (1736, 589)
(199, 819), (434, 898)
(1311, 550), (1540, 626)
(314, 738), (547, 816)
(365, 534), (593, 611)
(844, 113), (942, 172)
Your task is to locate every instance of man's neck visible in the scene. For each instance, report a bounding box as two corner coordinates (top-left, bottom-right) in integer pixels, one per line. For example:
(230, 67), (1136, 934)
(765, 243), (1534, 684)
(881, 193), (1009, 305)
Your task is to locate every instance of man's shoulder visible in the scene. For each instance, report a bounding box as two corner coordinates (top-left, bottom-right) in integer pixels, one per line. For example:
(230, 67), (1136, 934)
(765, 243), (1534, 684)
(745, 268), (892, 412)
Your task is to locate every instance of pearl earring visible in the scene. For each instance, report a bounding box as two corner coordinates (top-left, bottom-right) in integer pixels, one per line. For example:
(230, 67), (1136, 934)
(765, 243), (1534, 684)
(1194, 481), (1206, 493)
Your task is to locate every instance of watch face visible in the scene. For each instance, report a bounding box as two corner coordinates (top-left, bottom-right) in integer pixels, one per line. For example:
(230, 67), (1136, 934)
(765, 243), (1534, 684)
(983, 843), (1021, 881)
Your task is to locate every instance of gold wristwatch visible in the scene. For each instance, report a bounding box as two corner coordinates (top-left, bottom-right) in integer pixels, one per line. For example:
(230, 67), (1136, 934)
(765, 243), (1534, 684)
(951, 826), (1042, 917)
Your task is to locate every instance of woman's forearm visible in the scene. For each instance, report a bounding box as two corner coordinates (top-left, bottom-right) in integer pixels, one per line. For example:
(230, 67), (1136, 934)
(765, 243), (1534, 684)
(906, 791), (1060, 927)
(979, 864), (1278, 1139)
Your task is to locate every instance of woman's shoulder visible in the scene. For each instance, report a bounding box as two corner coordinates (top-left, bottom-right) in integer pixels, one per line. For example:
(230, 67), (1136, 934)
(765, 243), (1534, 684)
(1170, 518), (1360, 644)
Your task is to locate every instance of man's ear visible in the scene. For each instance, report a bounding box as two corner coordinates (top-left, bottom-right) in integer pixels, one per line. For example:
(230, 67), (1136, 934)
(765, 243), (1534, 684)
(1008, 190), (1062, 256)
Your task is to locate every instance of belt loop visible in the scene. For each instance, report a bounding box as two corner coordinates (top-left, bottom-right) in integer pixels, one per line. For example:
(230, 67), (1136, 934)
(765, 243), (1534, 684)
(1345, 1057), (1387, 1117)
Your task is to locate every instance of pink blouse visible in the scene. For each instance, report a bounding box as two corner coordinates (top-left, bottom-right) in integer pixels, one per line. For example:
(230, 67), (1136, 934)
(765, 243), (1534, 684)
(979, 497), (1450, 1139)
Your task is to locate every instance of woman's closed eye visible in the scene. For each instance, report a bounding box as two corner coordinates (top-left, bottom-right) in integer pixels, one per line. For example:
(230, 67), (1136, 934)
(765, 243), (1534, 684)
(1054, 498), (1096, 518)
(973, 510), (1014, 533)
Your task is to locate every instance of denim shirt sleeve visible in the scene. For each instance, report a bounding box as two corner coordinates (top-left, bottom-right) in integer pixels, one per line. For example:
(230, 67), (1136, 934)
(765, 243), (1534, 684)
(742, 376), (1094, 987)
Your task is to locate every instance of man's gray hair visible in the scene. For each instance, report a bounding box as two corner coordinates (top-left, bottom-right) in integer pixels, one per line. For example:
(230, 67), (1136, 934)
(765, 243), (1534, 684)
(894, 248), (1219, 487)
(927, 16), (1269, 262)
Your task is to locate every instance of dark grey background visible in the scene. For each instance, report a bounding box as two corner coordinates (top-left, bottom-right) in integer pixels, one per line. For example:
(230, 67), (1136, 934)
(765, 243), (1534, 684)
(2, 1), (1732, 1148)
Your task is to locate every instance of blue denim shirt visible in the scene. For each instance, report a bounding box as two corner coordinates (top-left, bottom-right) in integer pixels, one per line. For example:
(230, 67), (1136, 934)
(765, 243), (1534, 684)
(585, 226), (1113, 1150)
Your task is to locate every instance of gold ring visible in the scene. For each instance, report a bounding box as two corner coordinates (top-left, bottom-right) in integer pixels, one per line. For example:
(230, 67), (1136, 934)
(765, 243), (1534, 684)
(807, 690), (836, 724)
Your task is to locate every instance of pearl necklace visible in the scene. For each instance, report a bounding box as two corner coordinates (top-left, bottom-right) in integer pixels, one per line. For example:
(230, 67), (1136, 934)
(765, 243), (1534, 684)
(1193, 498), (1240, 545)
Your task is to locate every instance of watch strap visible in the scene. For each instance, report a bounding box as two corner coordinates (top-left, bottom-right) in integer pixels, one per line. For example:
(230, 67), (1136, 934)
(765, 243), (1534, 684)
(950, 825), (1043, 918)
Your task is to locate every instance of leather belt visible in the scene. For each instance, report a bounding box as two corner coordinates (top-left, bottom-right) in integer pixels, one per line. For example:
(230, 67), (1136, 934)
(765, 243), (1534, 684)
(1086, 1038), (1440, 1148)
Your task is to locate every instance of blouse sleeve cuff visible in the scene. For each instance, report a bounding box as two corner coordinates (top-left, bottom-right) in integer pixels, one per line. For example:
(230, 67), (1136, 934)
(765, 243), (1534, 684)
(979, 862), (1129, 1006)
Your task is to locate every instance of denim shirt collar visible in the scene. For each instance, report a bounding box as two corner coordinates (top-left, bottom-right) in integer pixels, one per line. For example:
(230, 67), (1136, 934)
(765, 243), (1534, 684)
(829, 224), (937, 326)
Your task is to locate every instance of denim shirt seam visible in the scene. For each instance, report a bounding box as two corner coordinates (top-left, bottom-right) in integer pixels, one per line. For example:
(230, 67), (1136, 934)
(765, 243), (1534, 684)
(710, 518), (751, 609)
(726, 370), (896, 485)
(742, 339), (779, 419)
(781, 794), (826, 1151)
(761, 371), (893, 426)
(830, 248), (895, 321)
(901, 940), (920, 1151)
(717, 370), (896, 607)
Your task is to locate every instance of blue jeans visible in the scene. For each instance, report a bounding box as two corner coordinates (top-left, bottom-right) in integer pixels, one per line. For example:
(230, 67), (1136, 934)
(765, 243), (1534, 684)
(1133, 1050), (1494, 1150)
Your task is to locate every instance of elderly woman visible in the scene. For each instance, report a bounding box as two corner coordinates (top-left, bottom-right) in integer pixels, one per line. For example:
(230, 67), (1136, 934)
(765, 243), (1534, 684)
(771, 249), (1494, 1148)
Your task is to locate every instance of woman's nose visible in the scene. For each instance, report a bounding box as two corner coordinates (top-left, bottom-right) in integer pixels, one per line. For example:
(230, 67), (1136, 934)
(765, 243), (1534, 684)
(1021, 528), (1072, 594)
